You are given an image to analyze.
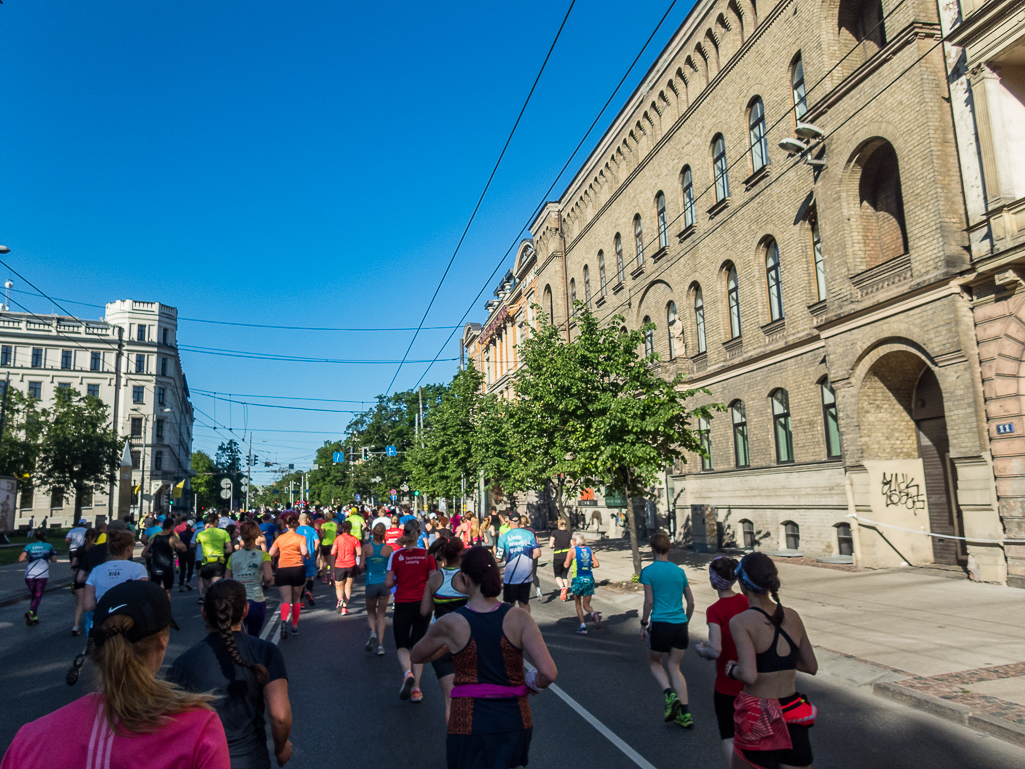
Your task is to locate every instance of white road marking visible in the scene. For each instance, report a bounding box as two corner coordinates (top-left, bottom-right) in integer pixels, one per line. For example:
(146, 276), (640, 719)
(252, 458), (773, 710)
(524, 661), (659, 769)
(262, 601), (280, 644)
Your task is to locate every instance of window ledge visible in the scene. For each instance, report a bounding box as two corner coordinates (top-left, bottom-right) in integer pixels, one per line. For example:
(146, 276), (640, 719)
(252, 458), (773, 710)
(722, 336), (743, 358)
(676, 224), (696, 243)
(743, 164), (770, 190)
(595, 295), (607, 307)
(612, 281), (626, 295)
(651, 246), (669, 263)
(761, 318), (786, 340)
(807, 299), (828, 317)
(630, 264), (646, 279)
(691, 352), (708, 372)
(707, 197), (730, 218)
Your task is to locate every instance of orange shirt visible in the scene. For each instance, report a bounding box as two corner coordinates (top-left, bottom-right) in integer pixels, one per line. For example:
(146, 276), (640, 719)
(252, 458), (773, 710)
(274, 530), (305, 569)
(332, 533), (360, 568)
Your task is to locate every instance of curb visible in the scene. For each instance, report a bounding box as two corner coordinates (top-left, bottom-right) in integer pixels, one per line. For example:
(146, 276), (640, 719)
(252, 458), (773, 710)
(968, 712), (1025, 749)
(0, 576), (74, 609)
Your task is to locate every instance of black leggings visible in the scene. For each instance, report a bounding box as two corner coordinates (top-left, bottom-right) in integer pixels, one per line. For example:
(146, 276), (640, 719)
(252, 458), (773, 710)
(178, 551), (195, 585)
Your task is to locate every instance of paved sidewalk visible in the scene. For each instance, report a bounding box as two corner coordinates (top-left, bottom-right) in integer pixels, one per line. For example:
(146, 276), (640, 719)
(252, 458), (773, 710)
(561, 532), (1025, 748)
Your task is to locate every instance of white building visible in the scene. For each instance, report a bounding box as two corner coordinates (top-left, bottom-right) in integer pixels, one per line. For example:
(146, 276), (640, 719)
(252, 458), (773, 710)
(0, 299), (194, 527)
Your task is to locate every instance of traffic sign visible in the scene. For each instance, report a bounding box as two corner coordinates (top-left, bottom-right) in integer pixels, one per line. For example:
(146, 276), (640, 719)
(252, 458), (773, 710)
(332, 452), (345, 463)
(390, 489), (397, 496)
(390, 494), (397, 501)
(220, 478), (232, 489)
(355, 494), (361, 502)
(400, 483), (409, 493)
(240, 478), (249, 489)
(219, 488), (232, 500)
(385, 445), (397, 457)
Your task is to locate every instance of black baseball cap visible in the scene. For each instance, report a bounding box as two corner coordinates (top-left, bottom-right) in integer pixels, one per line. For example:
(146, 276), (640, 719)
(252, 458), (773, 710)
(509, 512), (521, 521)
(91, 580), (179, 645)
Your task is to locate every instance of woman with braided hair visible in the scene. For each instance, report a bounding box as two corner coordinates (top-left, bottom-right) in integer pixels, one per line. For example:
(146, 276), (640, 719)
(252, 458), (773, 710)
(168, 579), (294, 769)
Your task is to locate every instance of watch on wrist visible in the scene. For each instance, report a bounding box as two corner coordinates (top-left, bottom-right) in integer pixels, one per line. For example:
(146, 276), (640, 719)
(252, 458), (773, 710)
(640, 619), (649, 627)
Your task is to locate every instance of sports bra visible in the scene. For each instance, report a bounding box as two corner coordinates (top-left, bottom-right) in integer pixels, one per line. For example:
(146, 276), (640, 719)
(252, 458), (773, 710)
(435, 566), (466, 601)
(749, 607), (800, 673)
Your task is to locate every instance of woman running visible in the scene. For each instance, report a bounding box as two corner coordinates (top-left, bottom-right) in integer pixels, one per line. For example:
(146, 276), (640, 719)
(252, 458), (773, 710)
(695, 556), (749, 764)
(331, 520), (361, 615)
(362, 522), (393, 656)
(726, 553), (818, 769)
(168, 580), (293, 769)
(411, 546), (558, 769)
(384, 516), (403, 549)
(420, 536), (467, 722)
(141, 518), (187, 601)
(71, 528), (99, 635)
(564, 532), (601, 634)
(548, 518), (572, 601)
(268, 515), (309, 640)
(226, 522), (274, 637)
(19, 529), (57, 626)
(385, 520), (436, 703)
(6, 581), (229, 768)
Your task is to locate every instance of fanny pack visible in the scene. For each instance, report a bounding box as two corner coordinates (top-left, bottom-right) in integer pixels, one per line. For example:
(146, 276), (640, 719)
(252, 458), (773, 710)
(780, 693), (816, 726)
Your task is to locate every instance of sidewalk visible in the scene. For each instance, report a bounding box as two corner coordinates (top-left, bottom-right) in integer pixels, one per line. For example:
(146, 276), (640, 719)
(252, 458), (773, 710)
(572, 534), (1025, 748)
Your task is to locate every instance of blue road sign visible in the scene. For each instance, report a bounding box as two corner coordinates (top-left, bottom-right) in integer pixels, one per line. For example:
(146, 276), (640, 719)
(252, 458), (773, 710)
(355, 494), (361, 502)
(390, 494), (397, 501)
(385, 445), (397, 457)
(332, 451), (345, 463)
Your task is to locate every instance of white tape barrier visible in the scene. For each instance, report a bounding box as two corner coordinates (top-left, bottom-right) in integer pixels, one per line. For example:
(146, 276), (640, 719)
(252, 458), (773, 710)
(845, 514), (1025, 544)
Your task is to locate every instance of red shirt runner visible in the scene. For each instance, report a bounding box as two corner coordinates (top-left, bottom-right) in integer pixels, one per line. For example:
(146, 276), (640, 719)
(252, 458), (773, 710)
(706, 592), (749, 696)
(388, 547), (436, 603)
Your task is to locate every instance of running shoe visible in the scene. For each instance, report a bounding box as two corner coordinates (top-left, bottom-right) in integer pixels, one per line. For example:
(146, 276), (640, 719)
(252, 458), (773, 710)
(399, 672), (415, 700)
(674, 709), (694, 729)
(560, 587), (568, 601)
(71, 626), (79, 636)
(410, 688), (423, 704)
(341, 607), (349, 616)
(198, 597), (205, 605)
(290, 624), (299, 636)
(185, 582), (193, 591)
(179, 586), (185, 593)
(365, 633), (377, 652)
(24, 611), (33, 627)
(535, 587), (543, 600)
(376, 644), (385, 656)
(280, 621), (288, 640)
(336, 599), (343, 614)
(32, 613), (39, 626)
(664, 693), (683, 723)
(591, 611), (603, 630)
(304, 590), (316, 607)
(576, 625), (588, 635)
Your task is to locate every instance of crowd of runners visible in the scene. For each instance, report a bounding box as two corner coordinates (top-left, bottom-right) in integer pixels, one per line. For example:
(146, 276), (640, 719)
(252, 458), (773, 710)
(7, 502), (818, 769)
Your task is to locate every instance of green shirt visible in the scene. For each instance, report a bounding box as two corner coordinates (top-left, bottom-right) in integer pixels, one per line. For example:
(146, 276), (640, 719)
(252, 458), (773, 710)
(346, 514), (365, 540)
(320, 521), (338, 546)
(196, 526), (231, 564)
(639, 560), (689, 624)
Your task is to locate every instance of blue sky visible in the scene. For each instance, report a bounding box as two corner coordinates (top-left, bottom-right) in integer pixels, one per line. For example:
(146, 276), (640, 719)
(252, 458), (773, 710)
(0, 0), (695, 479)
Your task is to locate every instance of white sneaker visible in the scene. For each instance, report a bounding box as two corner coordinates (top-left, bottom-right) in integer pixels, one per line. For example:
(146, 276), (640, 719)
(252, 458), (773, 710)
(365, 633), (377, 652)
(376, 644), (385, 656)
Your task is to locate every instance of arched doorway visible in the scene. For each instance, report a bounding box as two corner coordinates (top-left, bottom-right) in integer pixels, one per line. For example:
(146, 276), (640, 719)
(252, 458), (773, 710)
(858, 350), (964, 565)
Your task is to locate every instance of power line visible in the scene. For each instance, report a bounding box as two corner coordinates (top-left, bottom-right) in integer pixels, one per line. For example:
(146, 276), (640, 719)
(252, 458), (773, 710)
(385, 0), (578, 396)
(177, 344), (457, 365)
(190, 388), (372, 404)
(195, 391), (362, 414)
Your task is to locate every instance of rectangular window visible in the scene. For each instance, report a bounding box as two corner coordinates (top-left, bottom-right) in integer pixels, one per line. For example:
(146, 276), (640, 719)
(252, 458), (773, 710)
(133, 386), (145, 403)
(131, 450), (141, 469)
(160, 357), (168, 377)
(87, 384), (100, 398)
(131, 417), (143, 437)
(154, 450), (163, 471)
(80, 490), (94, 508)
(155, 419), (164, 440)
(31, 348), (43, 368)
(57, 383), (71, 390)
(0, 346), (11, 366)
(162, 328), (169, 345)
(50, 487), (64, 509)
(91, 352), (101, 371)
(742, 520), (755, 549)
(157, 387), (165, 405)
(61, 350), (73, 369)
(19, 484), (34, 509)
(135, 354), (145, 373)
(699, 417), (712, 471)
(28, 381), (42, 399)
(137, 324), (147, 342)
(821, 382), (842, 459)
(811, 209), (826, 302)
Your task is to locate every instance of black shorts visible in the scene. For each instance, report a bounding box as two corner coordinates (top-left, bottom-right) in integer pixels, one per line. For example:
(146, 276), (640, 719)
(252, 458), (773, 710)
(552, 553), (569, 579)
(503, 582), (531, 605)
(393, 601), (430, 650)
(648, 620), (689, 653)
(334, 566), (357, 580)
(714, 690), (737, 739)
(275, 565), (307, 587)
(320, 544), (333, 559)
(199, 561), (226, 580)
(740, 700), (813, 769)
(150, 569), (174, 590)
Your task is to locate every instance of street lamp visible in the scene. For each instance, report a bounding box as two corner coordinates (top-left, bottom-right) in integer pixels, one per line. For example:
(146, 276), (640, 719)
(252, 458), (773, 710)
(0, 246), (9, 254)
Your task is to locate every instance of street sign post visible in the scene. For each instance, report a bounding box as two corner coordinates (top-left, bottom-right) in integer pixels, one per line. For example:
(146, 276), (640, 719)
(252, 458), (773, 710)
(220, 478), (232, 489)
(332, 452), (344, 463)
(390, 494), (397, 501)
(219, 488), (231, 500)
(390, 489), (397, 496)
(385, 446), (397, 457)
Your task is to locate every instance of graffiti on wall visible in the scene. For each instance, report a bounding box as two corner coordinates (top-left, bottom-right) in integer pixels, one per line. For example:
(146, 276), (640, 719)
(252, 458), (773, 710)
(881, 472), (926, 511)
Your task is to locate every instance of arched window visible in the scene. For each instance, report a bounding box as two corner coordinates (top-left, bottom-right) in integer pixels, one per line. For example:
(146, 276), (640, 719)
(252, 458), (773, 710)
(615, 234), (625, 283)
(741, 519), (755, 549)
(749, 98), (768, 172)
(694, 286), (707, 353)
(712, 134), (730, 201)
(771, 389), (794, 463)
(731, 400), (750, 467)
(598, 251), (607, 296)
(791, 54), (807, 120)
(784, 521), (800, 550)
(681, 166), (696, 228)
(765, 239), (783, 321)
(727, 265), (741, 338)
(643, 315), (654, 358)
(634, 214), (645, 267)
(656, 192), (669, 249)
(666, 301), (677, 359)
(840, 0), (886, 51)
(810, 207), (826, 301)
(583, 265), (591, 306)
(858, 140), (908, 269)
(569, 278), (577, 311)
(544, 284), (554, 322)
(821, 379), (841, 458)
(699, 417), (712, 470)
(836, 522), (853, 556)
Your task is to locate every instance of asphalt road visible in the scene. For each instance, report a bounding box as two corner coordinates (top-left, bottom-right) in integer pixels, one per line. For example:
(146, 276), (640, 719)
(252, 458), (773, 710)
(2, 565), (1024, 768)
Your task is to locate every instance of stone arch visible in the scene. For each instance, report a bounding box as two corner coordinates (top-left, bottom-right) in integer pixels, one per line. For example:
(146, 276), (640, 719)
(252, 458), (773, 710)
(843, 137), (908, 271)
(716, 13), (739, 62)
(676, 66), (691, 108)
(727, 0), (746, 42)
(635, 279), (675, 324)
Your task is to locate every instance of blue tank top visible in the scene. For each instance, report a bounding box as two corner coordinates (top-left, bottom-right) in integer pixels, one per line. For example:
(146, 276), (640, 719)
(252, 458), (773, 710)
(366, 542), (388, 584)
(574, 546), (593, 578)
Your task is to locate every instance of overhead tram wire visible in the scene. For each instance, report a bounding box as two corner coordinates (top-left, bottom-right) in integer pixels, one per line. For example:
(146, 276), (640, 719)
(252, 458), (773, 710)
(412, 0), (908, 386)
(190, 388), (374, 405)
(384, 0), (578, 397)
(195, 391), (363, 414)
(177, 344), (458, 365)
(411, 0), (686, 388)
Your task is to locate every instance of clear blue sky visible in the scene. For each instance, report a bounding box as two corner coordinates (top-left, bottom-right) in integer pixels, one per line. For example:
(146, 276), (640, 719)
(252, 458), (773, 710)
(0, 0), (695, 479)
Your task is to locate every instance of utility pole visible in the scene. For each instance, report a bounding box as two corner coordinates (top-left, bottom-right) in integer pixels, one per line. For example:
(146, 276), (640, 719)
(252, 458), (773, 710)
(246, 432), (252, 511)
(108, 325), (124, 523)
(0, 374), (11, 464)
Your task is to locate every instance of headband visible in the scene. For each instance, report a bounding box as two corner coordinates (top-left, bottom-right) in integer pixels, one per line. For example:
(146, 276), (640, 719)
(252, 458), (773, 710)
(735, 560), (768, 594)
(708, 557), (736, 591)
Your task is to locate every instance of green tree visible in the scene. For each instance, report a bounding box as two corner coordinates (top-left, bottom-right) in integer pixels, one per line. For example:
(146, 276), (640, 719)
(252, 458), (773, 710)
(35, 387), (121, 518)
(514, 305), (720, 575)
(472, 390), (517, 510)
(214, 439), (243, 509)
(190, 450), (218, 513)
(0, 386), (44, 482)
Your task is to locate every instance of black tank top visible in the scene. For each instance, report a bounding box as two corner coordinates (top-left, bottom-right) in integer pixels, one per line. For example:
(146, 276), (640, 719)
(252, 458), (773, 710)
(551, 530), (572, 552)
(150, 533), (175, 573)
(452, 603), (524, 689)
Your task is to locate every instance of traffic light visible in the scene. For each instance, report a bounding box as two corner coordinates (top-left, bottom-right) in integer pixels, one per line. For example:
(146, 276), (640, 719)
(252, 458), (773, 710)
(361, 447), (369, 461)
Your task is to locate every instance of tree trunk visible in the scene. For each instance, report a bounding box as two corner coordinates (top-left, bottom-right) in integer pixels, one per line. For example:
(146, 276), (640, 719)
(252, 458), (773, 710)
(622, 466), (643, 577)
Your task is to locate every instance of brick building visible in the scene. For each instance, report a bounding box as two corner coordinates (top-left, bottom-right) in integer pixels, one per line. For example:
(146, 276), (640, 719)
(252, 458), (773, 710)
(467, 0), (1011, 580)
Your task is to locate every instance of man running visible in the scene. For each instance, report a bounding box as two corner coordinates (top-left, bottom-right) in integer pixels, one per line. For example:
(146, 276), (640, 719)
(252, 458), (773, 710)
(496, 513), (540, 614)
(195, 514), (233, 603)
(319, 514), (338, 584)
(296, 513), (320, 606)
(639, 531), (695, 728)
(346, 507), (366, 544)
